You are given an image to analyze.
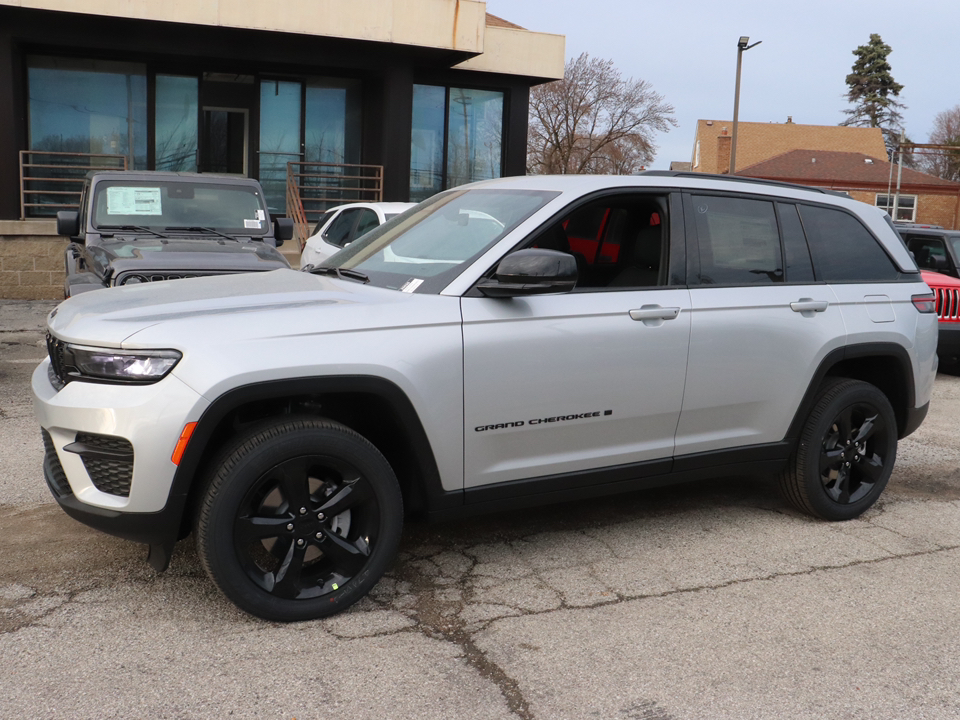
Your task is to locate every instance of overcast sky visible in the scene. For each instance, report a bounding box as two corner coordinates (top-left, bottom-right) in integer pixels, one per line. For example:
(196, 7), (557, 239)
(484, 0), (960, 170)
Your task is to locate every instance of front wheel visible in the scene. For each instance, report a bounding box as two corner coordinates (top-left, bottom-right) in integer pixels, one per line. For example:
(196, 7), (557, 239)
(779, 379), (897, 520)
(195, 417), (403, 621)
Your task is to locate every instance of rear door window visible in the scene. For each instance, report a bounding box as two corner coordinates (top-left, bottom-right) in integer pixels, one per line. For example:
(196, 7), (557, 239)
(690, 195), (783, 285)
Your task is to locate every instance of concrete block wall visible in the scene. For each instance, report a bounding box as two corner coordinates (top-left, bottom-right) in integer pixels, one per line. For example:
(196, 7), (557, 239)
(0, 221), (66, 300)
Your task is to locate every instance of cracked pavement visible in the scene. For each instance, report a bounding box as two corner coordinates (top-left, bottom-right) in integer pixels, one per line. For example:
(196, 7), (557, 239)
(3, 299), (960, 719)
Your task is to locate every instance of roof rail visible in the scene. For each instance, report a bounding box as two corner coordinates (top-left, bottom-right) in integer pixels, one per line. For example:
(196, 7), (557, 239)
(638, 170), (849, 198)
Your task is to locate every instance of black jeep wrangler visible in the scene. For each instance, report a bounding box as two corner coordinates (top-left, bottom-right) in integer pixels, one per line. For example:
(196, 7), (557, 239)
(57, 171), (294, 297)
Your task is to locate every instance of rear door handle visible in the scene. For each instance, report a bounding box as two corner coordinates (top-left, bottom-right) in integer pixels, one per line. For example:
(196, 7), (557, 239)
(790, 299), (829, 313)
(629, 306), (681, 321)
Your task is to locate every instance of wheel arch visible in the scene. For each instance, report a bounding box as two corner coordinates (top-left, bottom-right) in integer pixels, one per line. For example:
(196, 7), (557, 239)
(168, 376), (457, 541)
(786, 343), (916, 443)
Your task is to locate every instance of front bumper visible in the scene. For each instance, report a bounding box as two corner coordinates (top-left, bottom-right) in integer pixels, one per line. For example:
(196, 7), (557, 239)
(32, 359), (209, 522)
(937, 322), (960, 362)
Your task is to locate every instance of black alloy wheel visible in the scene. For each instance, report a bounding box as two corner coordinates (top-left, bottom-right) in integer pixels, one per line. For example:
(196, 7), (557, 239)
(779, 379), (897, 520)
(196, 418), (403, 621)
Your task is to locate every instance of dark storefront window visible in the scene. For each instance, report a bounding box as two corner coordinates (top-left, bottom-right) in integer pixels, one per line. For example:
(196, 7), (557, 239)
(410, 84), (504, 202)
(305, 79), (361, 164)
(410, 84), (446, 201)
(155, 75), (198, 172)
(259, 79), (302, 214)
(259, 77), (363, 214)
(27, 56), (147, 168)
(446, 88), (503, 189)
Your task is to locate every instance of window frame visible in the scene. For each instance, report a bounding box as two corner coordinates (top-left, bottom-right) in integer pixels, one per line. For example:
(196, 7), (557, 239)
(875, 193), (918, 222)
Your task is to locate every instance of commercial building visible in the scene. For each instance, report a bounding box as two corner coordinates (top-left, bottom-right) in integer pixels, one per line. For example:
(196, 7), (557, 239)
(0, 0), (565, 298)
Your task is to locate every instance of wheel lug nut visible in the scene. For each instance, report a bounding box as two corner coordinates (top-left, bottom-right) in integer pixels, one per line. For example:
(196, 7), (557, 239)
(299, 507), (307, 515)
(316, 532), (324, 540)
(286, 523), (294, 531)
(317, 512), (326, 521)
(296, 538), (305, 547)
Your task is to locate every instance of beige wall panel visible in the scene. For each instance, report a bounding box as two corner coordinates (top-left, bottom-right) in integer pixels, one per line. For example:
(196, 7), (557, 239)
(2, 0), (488, 52)
(456, 25), (564, 79)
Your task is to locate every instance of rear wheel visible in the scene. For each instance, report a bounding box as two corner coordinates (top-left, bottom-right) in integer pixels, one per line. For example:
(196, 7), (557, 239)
(779, 379), (897, 520)
(195, 417), (402, 621)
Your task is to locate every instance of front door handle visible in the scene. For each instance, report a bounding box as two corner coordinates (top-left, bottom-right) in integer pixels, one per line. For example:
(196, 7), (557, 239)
(629, 305), (681, 322)
(790, 299), (829, 313)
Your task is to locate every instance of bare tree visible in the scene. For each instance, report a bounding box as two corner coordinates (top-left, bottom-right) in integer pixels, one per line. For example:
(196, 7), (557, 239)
(919, 105), (960, 182)
(527, 53), (676, 175)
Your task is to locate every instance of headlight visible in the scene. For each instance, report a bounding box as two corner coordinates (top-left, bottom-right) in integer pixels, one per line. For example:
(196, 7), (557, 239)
(62, 344), (182, 384)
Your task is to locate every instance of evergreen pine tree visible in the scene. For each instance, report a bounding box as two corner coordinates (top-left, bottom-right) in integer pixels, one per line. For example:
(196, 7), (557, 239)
(841, 33), (906, 157)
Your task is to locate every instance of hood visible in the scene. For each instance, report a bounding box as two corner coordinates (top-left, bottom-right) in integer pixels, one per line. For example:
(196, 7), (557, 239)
(46, 268), (451, 348)
(94, 237), (288, 272)
(921, 270), (960, 288)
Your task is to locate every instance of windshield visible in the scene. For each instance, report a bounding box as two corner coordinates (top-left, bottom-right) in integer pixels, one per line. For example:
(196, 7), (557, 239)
(323, 188), (558, 293)
(92, 179), (269, 235)
(951, 236), (960, 262)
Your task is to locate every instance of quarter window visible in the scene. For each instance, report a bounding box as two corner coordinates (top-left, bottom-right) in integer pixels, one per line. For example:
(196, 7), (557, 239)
(799, 205), (899, 282)
(691, 196), (783, 285)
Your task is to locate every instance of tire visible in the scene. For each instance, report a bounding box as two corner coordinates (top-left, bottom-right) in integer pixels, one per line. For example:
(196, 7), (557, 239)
(779, 378), (897, 521)
(195, 417), (403, 622)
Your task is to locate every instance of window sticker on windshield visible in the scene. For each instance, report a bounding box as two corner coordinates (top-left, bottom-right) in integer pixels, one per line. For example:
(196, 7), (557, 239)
(400, 278), (424, 293)
(256, 210), (265, 220)
(106, 187), (162, 215)
(244, 219), (262, 229)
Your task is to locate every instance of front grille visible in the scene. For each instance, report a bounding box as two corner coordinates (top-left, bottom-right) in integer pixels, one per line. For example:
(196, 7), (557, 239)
(71, 433), (134, 497)
(41, 429), (72, 497)
(114, 271), (225, 286)
(934, 287), (960, 321)
(46, 333), (67, 388)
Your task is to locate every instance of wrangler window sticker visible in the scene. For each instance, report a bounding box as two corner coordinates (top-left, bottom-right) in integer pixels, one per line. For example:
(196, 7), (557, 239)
(475, 409), (613, 432)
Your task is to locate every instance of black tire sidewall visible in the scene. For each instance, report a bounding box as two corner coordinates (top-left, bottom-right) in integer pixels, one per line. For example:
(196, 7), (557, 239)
(798, 381), (897, 521)
(197, 419), (403, 622)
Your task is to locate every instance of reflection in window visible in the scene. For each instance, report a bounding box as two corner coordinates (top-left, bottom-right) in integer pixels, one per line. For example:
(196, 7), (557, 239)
(410, 85), (446, 202)
(410, 85), (504, 202)
(259, 80), (302, 214)
(155, 75), (198, 172)
(305, 80), (361, 164)
(27, 56), (147, 168)
(447, 88), (503, 188)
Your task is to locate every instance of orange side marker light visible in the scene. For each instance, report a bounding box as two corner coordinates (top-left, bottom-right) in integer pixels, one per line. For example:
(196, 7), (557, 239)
(172, 422), (198, 465)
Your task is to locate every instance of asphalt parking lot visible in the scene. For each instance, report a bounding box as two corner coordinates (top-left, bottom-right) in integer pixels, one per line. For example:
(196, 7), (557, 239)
(3, 298), (960, 720)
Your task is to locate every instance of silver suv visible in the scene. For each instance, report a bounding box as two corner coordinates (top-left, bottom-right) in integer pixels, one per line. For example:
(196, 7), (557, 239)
(33, 173), (940, 621)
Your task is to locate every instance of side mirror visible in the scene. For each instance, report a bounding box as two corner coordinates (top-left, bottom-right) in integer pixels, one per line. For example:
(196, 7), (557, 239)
(57, 211), (80, 237)
(477, 248), (578, 298)
(274, 217), (294, 245)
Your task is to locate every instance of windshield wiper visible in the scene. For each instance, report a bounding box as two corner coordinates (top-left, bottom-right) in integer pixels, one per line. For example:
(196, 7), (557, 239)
(97, 225), (168, 238)
(164, 226), (239, 241)
(308, 266), (370, 283)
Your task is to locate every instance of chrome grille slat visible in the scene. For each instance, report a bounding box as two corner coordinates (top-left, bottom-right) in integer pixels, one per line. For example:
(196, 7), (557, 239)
(934, 287), (960, 321)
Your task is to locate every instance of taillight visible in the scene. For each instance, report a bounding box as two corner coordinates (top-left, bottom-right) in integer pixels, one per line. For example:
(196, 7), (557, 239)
(912, 293), (937, 313)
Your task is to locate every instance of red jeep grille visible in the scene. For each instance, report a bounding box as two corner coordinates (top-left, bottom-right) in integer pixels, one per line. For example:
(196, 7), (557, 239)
(934, 286), (960, 321)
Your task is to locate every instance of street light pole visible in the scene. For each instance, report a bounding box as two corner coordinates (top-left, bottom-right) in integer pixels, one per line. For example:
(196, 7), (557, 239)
(730, 35), (761, 175)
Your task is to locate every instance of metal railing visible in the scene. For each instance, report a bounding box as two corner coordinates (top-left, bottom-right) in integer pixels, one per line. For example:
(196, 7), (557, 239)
(285, 161), (384, 249)
(20, 151), (128, 219)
